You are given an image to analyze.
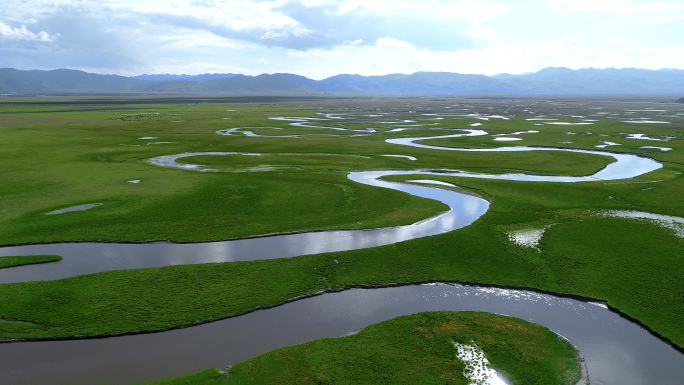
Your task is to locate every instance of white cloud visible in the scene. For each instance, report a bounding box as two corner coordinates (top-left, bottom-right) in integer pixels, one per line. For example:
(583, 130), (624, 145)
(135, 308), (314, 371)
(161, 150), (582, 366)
(118, 61), (249, 76)
(104, 0), (288, 29)
(465, 26), (498, 40)
(359, 0), (512, 19)
(156, 29), (249, 50)
(551, 0), (684, 15)
(0, 0), (682, 77)
(376, 37), (414, 49)
(0, 22), (58, 42)
(260, 30), (289, 40)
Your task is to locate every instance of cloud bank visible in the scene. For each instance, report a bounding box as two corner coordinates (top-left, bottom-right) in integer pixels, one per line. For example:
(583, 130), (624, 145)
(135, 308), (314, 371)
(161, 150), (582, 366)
(0, 0), (682, 78)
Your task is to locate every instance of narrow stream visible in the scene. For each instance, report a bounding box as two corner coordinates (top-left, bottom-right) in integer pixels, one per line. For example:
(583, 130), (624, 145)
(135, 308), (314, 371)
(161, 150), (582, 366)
(386, 131), (663, 181)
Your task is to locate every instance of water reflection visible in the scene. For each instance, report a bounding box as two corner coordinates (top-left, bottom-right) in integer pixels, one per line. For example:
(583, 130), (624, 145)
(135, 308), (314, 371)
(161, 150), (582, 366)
(0, 127), (675, 385)
(0, 178), (489, 283)
(387, 130), (663, 182)
(45, 203), (103, 215)
(1, 130), (665, 283)
(2, 283), (682, 385)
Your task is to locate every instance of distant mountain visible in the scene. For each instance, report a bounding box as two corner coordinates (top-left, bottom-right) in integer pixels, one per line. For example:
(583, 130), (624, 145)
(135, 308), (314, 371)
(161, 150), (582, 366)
(497, 67), (684, 93)
(319, 72), (517, 94)
(676, 97), (684, 103)
(2, 67), (684, 95)
(0, 68), (145, 93)
(133, 73), (238, 82)
(208, 73), (319, 93)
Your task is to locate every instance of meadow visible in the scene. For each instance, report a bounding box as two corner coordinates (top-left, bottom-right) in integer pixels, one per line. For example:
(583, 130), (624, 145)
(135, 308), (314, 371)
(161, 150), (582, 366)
(0, 95), (682, 384)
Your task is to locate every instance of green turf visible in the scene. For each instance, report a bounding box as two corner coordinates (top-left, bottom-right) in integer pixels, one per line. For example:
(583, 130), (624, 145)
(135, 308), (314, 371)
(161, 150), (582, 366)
(0, 103), (617, 245)
(0, 255), (62, 269)
(422, 117), (684, 164)
(0, 166), (682, 347)
(0, 96), (682, 379)
(147, 312), (581, 385)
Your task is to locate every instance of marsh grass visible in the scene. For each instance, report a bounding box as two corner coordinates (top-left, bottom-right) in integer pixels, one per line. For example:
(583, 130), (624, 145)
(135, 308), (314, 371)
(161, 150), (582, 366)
(0, 97), (683, 364)
(0, 103), (614, 245)
(1, 166), (682, 348)
(0, 255), (61, 269)
(148, 312), (580, 385)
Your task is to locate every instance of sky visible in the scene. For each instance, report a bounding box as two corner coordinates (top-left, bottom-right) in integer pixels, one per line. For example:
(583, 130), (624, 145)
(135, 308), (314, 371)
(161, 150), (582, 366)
(1, 0), (683, 79)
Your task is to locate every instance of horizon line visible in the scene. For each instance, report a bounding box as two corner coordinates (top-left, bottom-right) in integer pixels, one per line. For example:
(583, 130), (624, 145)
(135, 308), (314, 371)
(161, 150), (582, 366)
(3, 66), (684, 80)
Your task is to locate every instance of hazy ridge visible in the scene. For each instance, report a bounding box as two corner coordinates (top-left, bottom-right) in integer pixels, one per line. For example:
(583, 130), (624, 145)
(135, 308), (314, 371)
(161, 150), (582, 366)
(2, 67), (684, 95)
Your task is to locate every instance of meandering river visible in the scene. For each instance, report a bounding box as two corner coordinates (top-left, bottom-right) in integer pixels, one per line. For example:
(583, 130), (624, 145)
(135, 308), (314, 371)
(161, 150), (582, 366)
(0, 129), (679, 385)
(2, 284), (684, 385)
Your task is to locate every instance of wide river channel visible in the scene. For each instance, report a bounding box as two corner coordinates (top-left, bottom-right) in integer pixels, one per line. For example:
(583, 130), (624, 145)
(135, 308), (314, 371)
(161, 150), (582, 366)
(1, 131), (681, 384)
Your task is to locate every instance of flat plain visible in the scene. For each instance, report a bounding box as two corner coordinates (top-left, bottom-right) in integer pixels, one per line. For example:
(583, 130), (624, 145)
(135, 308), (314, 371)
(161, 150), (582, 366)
(0, 95), (682, 384)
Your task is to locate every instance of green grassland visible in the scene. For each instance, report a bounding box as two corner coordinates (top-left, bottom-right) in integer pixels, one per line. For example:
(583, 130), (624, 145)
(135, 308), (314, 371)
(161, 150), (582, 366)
(1, 103), (447, 245)
(1, 164), (682, 349)
(425, 117), (684, 164)
(148, 312), (581, 385)
(0, 255), (62, 269)
(0, 97), (683, 383)
(0, 103), (616, 245)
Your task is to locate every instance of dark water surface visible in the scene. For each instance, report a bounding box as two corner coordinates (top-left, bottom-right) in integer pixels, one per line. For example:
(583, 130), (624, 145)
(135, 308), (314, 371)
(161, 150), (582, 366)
(2, 284), (683, 385)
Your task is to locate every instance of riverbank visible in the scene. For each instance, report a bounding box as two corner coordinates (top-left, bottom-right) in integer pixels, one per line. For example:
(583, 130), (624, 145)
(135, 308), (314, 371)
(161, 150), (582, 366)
(147, 311), (582, 385)
(0, 255), (61, 269)
(1, 97), (683, 384)
(0, 159), (682, 349)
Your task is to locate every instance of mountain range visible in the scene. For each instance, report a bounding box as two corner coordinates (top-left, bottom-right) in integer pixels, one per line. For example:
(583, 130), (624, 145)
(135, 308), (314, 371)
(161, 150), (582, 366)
(2, 67), (684, 95)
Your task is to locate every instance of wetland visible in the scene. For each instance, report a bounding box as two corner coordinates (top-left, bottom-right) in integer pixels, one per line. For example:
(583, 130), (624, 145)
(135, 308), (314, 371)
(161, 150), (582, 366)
(1, 95), (683, 384)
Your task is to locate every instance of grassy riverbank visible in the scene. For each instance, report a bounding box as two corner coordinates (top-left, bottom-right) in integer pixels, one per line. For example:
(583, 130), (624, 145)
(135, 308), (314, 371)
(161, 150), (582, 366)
(0, 255), (61, 269)
(0, 96), (683, 379)
(1, 171), (446, 245)
(149, 311), (581, 385)
(0, 164), (682, 348)
(0, 101), (616, 245)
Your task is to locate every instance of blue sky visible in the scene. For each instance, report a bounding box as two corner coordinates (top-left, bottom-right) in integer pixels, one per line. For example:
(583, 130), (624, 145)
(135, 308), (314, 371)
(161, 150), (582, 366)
(1, 0), (682, 78)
